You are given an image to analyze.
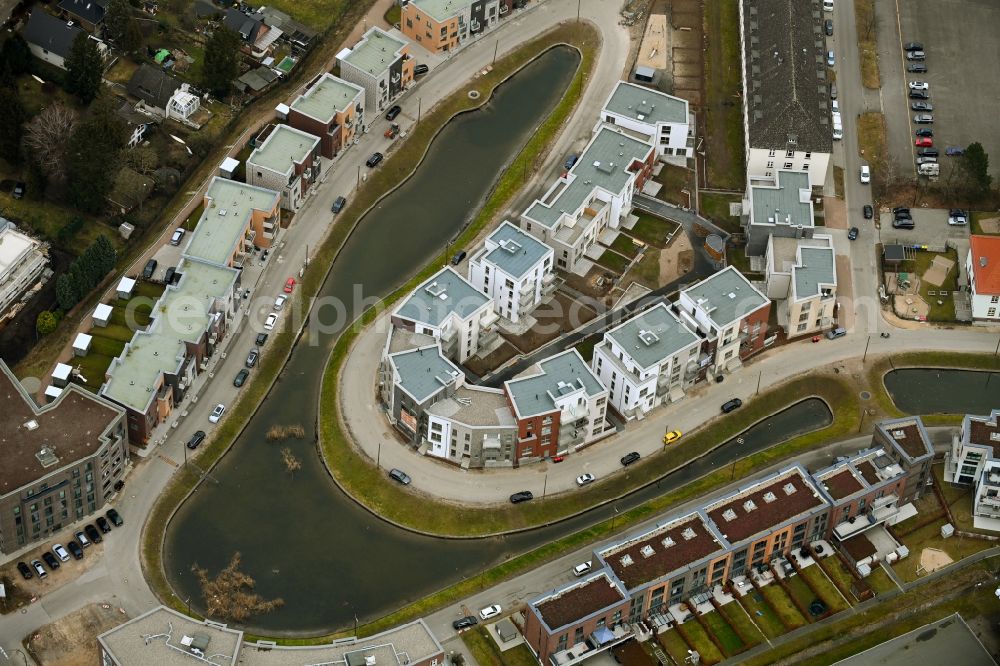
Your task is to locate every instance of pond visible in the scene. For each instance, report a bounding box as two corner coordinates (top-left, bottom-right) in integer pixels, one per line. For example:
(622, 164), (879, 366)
(884, 368), (1000, 415)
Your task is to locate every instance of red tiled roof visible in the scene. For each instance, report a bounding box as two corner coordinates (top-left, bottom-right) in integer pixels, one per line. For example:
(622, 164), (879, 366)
(602, 515), (725, 589)
(970, 235), (1000, 295)
(706, 471), (825, 543)
(535, 575), (625, 630)
(821, 469), (864, 500)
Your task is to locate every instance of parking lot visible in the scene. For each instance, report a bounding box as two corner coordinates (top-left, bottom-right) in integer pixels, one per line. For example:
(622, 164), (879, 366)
(884, 0), (1000, 180)
(879, 207), (969, 249)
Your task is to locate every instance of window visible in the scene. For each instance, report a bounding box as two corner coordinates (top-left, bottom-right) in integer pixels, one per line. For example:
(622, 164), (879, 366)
(785, 149), (794, 158)
(766, 161), (774, 168)
(783, 162), (793, 169)
(605, 115), (615, 124)
(989, 308), (997, 318)
(804, 152), (812, 160)
(992, 296), (999, 304)
(765, 171), (772, 177)
(797, 323), (808, 332)
(768, 149), (776, 157)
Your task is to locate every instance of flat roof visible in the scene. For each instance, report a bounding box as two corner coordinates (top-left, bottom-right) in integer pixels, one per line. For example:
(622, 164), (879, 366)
(750, 171), (814, 228)
(93, 303), (114, 320)
(534, 573), (626, 630)
(183, 178), (279, 267)
(877, 417), (933, 460)
(603, 81), (688, 126)
(793, 246), (836, 300)
(505, 349), (605, 418)
(406, 0), (473, 23)
(0, 226), (41, 278)
(832, 613), (995, 666)
(818, 468), (864, 501)
(603, 303), (699, 371)
(248, 124), (320, 176)
(342, 26), (406, 76)
(681, 266), (769, 328)
(117, 276), (136, 293)
(98, 606), (242, 666)
(479, 221), (552, 280)
(0, 360), (123, 496)
(599, 513), (726, 589)
(394, 267), (491, 328)
(524, 128), (653, 229)
(389, 345), (462, 405)
(966, 410), (1000, 457)
(290, 73), (364, 123)
(426, 385), (516, 428)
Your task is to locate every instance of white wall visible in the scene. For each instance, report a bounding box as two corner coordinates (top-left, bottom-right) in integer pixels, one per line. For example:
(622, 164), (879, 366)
(968, 250), (1000, 320)
(747, 147), (830, 189)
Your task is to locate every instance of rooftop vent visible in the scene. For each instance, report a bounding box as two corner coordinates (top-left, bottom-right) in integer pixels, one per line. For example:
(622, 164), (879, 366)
(892, 429), (906, 440)
(743, 500), (757, 512)
(763, 492), (777, 503)
(991, 432), (1000, 443)
(424, 281), (446, 298)
(638, 329), (660, 346)
(783, 482), (797, 496)
(681, 527), (697, 540)
(24, 419), (39, 431)
(981, 256), (988, 268)
(36, 447), (59, 468)
(662, 536), (675, 548)
(640, 545), (655, 558)
(619, 554), (634, 567)
(365, 657), (377, 666)
(499, 239), (522, 254)
(218, 208), (228, 216)
(722, 508), (737, 522)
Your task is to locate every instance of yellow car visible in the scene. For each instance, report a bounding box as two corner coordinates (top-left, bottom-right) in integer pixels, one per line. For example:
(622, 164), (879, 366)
(663, 430), (683, 445)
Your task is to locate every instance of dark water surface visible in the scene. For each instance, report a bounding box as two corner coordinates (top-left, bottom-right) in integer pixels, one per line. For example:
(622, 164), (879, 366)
(884, 368), (1000, 415)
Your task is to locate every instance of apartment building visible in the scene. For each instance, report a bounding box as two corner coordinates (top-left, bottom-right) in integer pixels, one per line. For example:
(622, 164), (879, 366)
(0, 221), (49, 321)
(425, 385), (518, 467)
(597, 81), (694, 163)
(591, 303), (701, 419)
(0, 360), (128, 555)
(814, 449), (911, 543)
(738, 0), (832, 188)
(467, 221), (555, 323)
(184, 178), (282, 266)
(401, 0), (502, 54)
(945, 409), (1000, 530)
(337, 27), (414, 114)
(522, 127), (655, 274)
(871, 416), (934, 501)
(379, 343), (464, 442)
(391, 266), (498, 364)
(742, 170), (816, 256)
(246, 124), (323, 212)
(764, 235), (837, 339)
(967, 235), (1000, 322)
(676, 266), (771, 375)
(503, 349), (610, 462)
(287, 73), (365, 159)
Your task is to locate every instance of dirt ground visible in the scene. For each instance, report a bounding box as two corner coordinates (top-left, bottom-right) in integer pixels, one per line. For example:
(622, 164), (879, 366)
(465, 340), (519, 375)
(658, 232), (694, 284)
(919, 547), (954, 573)
(922, 255), (954, 287)
(823, 197), (848, 230)
(26, 603), (127, 666)
(979, 217), (1000, 233)
(500, 292), (597, 352)
(562, 265), (618, 301)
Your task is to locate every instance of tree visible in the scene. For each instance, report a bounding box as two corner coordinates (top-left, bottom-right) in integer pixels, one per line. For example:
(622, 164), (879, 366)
(105, 0), (143, 53)
(23, 103), (79, 185)
(56, 274), (79, 311)
(0, 33), (32, 78)
(94, 235), (118, 273)
(125, 144), (158, 174)
(960, 142), (993, 196)
(66, 94), (126, 212)
(36, 311), (58, 336)
(201, 27), (241, 98)
(65, 32), (104, 103)
(0, 91), (26, 163)
(191, 552), (284, 623)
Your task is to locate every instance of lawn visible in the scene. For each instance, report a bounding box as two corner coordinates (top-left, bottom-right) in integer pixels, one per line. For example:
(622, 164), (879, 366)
(703, 0), (746, 189)
(73, 352), (114, 391)
(894, 521), (994, 582)
(833, 166), (845, 198)
(800, 565), (851, 613)
(854, 0), (881, 89)
(857, 112), (887, 189)
(92, 323), (138, 343)
(596, 249), (630, 273)
(701, 610), (746, 656)
(866, 565), (898, 595)
(658, 628), (692, 664)
(256, 0), (354, 30)
(727, 243), (757, 278)
(739, 592), (786, 639)
(109, 302), (152, 329)
(461, 627), (537, 666)
(0, 191), (117, 256)
(783, 575), (820, 620)
(901, 248), (960, 321)
(622, 250), (660, 290)
(699, 192), (742, 233)
(653, 163), (695, 207)
(971, 211), (1000, 236)
(816, 555), (859, 601)
(182, 201), (205, 231)
(384, 3), (401, 26)
(676, 619), (724, 664)
(718, 601), (764, 647)
(611, 233), (642, 258)
(627, 213), (680, 248)
(761, 584), (808, 629)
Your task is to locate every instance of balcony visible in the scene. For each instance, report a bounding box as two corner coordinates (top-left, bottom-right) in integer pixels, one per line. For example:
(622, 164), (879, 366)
(833, 496), (900, 541)
(549, 625), (633, 666)
(481, 309), (499, 328)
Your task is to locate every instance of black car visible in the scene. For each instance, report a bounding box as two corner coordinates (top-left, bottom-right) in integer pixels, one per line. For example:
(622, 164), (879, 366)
(106, 508), (123, 527)
(96, 516), (112, 533)
(67, 541), (84, 560)
(453, 616), (478, 630)
(366, 152), (384, 168)
(331, 196), (347, 214)
(451, 250), (467, 265)
(824, 19), (833, 36)
(12, 181), (26, 199)
(565, 154), (579, 170)
(388, 468), (411, 485)
(510, 490), (534, 504)
(892, 219), (915, 229)
(187, 430), (206, 450)
(620, 451), (641, 466)
(256, 332), (269, 346)
(414, 63), (429, 76)
(721, 398), (743, 413)
(918, 147), (938, 157)
(911, 102), (933, 112)
(42, 551), (60, 570)
(915, 128), (933, 138)
(246, 349), (259, 368)
(84, 524), (102, 543)
(907, 63), (927, 73)
(848, 227), (859, 241)
(950, 208), (966, 217)
(234, 369), (249, 387)
(863, 204), (874, 219)
(894, 210), (912, 220)
(908, 90), (929, 100)
(385, 105), (402, 121)
(904, 41), (924, 51)
(17, 561), (32, 580)
(164, 266), (177, 285)
(892, 206), (910, 214)
(142, 259), (158, 280)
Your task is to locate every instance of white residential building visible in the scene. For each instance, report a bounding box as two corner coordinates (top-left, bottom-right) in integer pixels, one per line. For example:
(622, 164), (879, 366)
(391, 267), (498, 364)
(0, 222), (48, 320)
(945, 410), (1000, 531)
(591, 303), (701, 419)
(967, 235), (1000, 322)
(336, 27), (414, 114)
(246, 124), (323, 212)
(468, 221), (555, 323)
(521, 127), (655, 274)
(742, 170), (816, 256)
(764, 235), (837, 339)
(597, 81), (694, 163)
(425, 385), (518, 468)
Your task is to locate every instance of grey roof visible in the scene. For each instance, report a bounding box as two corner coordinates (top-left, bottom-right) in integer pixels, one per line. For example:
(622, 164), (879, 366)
(341, 27), (406, 76)
(183, 177), (279, 267)
(603, 81), (688, 126)
(832, 613), (994, 666)
(408, 0), (475, 22)
(389, 346), (462, 405)
(505, 349), (605, 418)
(394, 267), (491, 328)
(480, 221), (552, 279)
(127, 64), (181, 110)
(98, 605), (242, 666)
(223, 7), (263, 42)
(247, 124), (319, 176)
(741, 0), (833, 153)
(604, 303), (699, 371)
(290, 73), (363, 124)
(793, 246), (836, 300)
(237, 66), (278, 92)
(22, 11), (83, 60)
(682, 266), (769, 327)
(426, 386), (517, 428)
(58, 0), (106, 25)
(749, 170), (813, 228)
(524, 128), (653, 229)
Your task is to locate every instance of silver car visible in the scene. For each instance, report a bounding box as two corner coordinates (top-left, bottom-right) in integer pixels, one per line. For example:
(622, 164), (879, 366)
(913, 114), (934, 124)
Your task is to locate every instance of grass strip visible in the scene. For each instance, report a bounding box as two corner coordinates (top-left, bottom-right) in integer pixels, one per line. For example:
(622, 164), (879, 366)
(718, 601), (764, 647)
(854, 0), (881, 89)
(658, 629), (692, 664)
(738, 592), (785, 639)
(461, 627), (537, 666)
(702, 610), (746, 656)
(676, 619), (724, 665)
(800, 565), (850, 613)
(761, 584), (807, 629)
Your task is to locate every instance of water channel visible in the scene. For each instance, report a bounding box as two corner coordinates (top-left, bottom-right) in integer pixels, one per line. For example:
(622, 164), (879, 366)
(163, 46), (835, 635)
(883, 368), (1000, 415)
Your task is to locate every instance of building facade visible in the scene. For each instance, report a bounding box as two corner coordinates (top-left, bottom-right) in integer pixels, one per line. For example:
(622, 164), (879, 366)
(246, 124), (323, 212)
(0, 222), (49, 321)
(183, 178), (283, 266)
(401, 0), (501, 54)
(287, 73), (366, 159)
(597, 81), (694, 163)
(945, 409), (1000, 530)
(967, 235), (1000, 322)
(425, 385), (518, 467)
(764, 234), (837, 339)
(0, 360), (128, 555)
(337, 27), (414, 114)
(742, 170), (816, 256)
(22, 10), (108, 70)
(378, 343), (464, 443)
(467, 220), (555, 323)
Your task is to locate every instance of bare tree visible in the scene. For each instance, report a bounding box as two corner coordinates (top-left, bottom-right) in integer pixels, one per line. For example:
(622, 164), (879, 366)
(23, 104), (79, 185)
(191, 552), (284, 623)
(281, 447), (302, 476)
(125, 145), (158, 175)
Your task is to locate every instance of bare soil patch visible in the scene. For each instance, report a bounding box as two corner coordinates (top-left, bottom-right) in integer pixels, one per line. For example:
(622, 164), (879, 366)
(26, 603), (126, 666)
(500, 292), (597, 352)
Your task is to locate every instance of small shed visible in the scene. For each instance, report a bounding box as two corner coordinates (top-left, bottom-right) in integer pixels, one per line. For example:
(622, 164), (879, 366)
(44, 385), (63, 403)
(633, 65), (656, 83)
(219, 157), (240, 179)
(275, 102), (290, 120)
(51, 363), (73, 388)
(883, 244), (906, 266)
(93, 303), (113, 327)
(117, 276), (136, 299)
(73, 333), (92, 357)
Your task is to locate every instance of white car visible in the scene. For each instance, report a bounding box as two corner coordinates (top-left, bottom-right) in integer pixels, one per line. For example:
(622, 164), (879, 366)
(274, 295), (287, 311)
(264, 313), (278, 331)
(52, 543), (70, 562)
(573, 561), (593, 577)
(860, 165), (871, 184)
(479, 604), (502, 620)
(908, 81), (928, 91)
(831, 100), (839, 114)
(576, 473), (596, 487)
(209, 403), (226, 423)
(823, 0), (833, 11)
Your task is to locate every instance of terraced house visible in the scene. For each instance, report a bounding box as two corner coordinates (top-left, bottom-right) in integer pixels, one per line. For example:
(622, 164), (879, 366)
(246, 124), (323, 213)
(285, 73), (366, 159)
(337, 26), (414, 113)
(401, 0), (505, 53)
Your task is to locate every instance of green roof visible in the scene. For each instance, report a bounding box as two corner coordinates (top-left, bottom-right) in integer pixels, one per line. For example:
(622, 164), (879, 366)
(480, 222), (552, 279)
(183, 178), (279, 267)
(390, 346), (462, 404)
(750, 170), (813, 228)
(394, 267), (490, 328)
(604, 303), (699, 370)
(505, 349), (605, 418)
(342, 27), (406, 76)
(524, 128), (652, 229)
(409, 0), (472, 22)
(682, 266), (769, 327)
(792, 246), (836, 300)
(290, 73), (363, 123)
(603, 81), (688, 125)
(247, 125), (319, 176)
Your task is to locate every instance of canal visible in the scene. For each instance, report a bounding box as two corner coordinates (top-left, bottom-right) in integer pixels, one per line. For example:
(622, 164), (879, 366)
(884, 368), (1000, 415)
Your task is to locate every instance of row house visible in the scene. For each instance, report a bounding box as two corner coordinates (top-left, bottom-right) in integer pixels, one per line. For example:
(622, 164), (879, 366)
(467, 221), (555, 323)
(286, 73), (366, 159)
(596, 81), (694, 164)
(337, 26), (414, 114)
(401, 0), (504, 54)
(967, 235), (1000, 322)
(425, 385), (518, 467)
(742, 170), (816, 256)
(763, 235), (837, 339)
(871, 416), (935, 501)
(0, 222), (49, 321)
(183, 177), (283, 267)
(378, 342), (464, 443)
(591, 303), (700, 419)
(521, 127), (655, 274)
(503, 349), (610, 463)
(246, 124), (323, 213)
(0, 360), (128, 555)
(814, 450), (909, 543)
(391, 266), (498, 364)
(945, 409), (1000, 530)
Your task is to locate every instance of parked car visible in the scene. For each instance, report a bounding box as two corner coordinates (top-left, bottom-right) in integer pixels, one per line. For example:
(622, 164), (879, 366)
(893, 206), (910, 214)
(170, 228), (186, 246)
(31, 559), (47, 578)
(274, 294), (287, 311)
(42, 551), (60, 569)
(479, 604), (502, 620)
(913, 114), (934, 124)
(17, 561), (33, 579)
(908, 81), (928, 91)
(283, 277), (296, 293)
(863, 204), (874, 219)
(576, 473), (596, 486)
(907, 63), (927, 73)
(824, 19), (833, 36)
(52, 543), (70, 562)
(894, 210), (912, 220)
(84, 524), (102, 544)
(620, 451), (641, 466)
(848, 227), (859, 241)
(822, 0), (833, 11)
(509, 491), (534, 504)
(164, 266), (177, 285)
(916, 156), (938, 165)
(331, 196), (347, 214)
(187, 430), (206, 449)
(74, 530), (90, 548)
(915, 128), (933, 137)
(12, 181), (25, 199)
(209, 403), (226, 423)
(246, 349), (259, 368)
(663, 430), (682, 445)
(385, 105), (402, 121)
(573, 561), (593, 577)
(96, 516), (112, 533)
(946, 146), (964, 156)
(67, 540), (84, 560)
(233, 368), (249, 387)
(892, 219), (915, 229)
(826, 327), (847, 340)
(859, 165), (870, 183)
(904, 42), (924, 51)
(905, 50), (925, 61)
(565, 153), (579, 170)
(256, 332), (269, 346)
(366, 152), (384, 168)
(453, 616), (478, 630)
(826, 50), (835, 66)
(142, 259), (158, 279)
(829, 83), (837, 100)
(264, 313), (278, 331)
(388, 468), (411, 485)
(917, 147), (938, 157)
(915, 137), (933, 147)
(721, 398), (743, 413)
(451, 250), (467, 265)
(948, 209), (968, 225)
(414, 64), (429, 76)
(911, 102), (933, 112)
(908, 90), (929, 100)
